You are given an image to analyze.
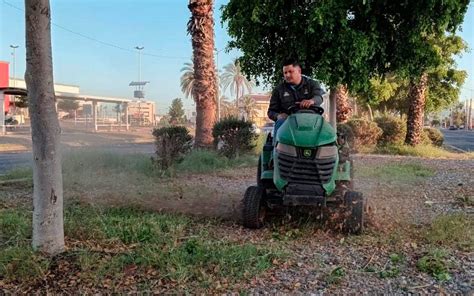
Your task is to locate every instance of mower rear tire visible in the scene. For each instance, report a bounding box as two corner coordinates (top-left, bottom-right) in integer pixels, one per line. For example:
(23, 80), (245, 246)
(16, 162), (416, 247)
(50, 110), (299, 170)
(342, 191), (364, 234)
(243, 185), (266, 229)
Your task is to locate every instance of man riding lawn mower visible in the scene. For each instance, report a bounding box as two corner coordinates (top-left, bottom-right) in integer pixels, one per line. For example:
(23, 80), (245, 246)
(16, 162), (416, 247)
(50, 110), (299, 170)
(242, 59), (365, 233)
(243, 103), (364, 234)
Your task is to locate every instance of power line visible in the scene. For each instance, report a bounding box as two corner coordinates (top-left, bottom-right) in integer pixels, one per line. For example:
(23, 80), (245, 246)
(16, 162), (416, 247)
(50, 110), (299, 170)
(2, 0), (190, 60)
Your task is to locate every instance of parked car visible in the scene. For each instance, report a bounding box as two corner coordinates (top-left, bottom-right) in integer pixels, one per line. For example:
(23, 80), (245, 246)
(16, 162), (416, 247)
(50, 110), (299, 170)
(448, 125), (458, 130)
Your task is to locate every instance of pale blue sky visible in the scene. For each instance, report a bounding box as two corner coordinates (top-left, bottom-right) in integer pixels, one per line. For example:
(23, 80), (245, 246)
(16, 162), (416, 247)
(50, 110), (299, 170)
(1, 0), (473, 114)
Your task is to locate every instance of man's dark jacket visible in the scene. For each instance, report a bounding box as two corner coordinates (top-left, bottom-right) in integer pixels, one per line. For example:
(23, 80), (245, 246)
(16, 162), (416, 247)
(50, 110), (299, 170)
(267, 76), (325, 121)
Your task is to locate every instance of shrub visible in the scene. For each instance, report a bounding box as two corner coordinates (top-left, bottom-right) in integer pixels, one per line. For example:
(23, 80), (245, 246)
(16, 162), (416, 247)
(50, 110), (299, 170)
(212, 117), (256, 158)
(344, 119), (383, 152)
(375, 115), (406, 145)
(423, 127), (444, 147)
(152, 126), (193, 169)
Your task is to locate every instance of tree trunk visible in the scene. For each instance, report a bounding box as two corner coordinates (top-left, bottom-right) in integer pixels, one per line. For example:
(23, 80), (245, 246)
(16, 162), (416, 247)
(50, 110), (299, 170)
(25, 0), (64, 255)
(188, 0), (217, 149)
(333, 85), (351, 123)
(405, 73), (428, 146)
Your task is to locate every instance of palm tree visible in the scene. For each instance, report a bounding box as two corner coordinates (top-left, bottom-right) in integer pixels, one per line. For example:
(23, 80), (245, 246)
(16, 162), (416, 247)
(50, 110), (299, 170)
(220, 96), (239, 118)
(333, 85), (352, 123)
(187, 0), (217, 148)
(180, 60), (220, 101)
(405, 74), (428, 145)
(220, 60), (254, 107)
(180, 61), (194, 100)
(239, 95), (258, 121)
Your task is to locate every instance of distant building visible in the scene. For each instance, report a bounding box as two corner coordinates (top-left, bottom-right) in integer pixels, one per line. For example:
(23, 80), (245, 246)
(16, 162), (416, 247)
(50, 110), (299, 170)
(245, 93), (271, 127)
(127, 100), (156, 126)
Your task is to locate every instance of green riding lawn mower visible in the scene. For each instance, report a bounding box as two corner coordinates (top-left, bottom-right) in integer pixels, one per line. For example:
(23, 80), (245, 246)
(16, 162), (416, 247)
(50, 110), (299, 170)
(243, 104), (365, 234)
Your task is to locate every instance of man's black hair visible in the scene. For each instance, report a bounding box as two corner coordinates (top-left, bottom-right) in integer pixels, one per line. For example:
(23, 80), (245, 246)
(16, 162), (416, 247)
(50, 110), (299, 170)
(282, 58), (301, 68)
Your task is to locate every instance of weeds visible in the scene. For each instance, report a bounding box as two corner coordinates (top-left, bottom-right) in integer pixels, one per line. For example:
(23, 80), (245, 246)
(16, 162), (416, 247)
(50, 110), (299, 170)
(425, 214), (473, 251)
(417, 249), (452, 281)
(326, 266), (346, 285)
(1, 203), (282, 288)
(378, 253), (405, 279)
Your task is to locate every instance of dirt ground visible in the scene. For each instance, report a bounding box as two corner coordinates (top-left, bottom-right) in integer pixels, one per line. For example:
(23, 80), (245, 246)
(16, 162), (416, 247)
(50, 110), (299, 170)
(1, 154), (473, 294)
(66, 154), (473, 294)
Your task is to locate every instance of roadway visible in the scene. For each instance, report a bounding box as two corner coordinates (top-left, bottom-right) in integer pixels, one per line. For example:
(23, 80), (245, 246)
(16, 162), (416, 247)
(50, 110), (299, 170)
(441, 129), (474, 152)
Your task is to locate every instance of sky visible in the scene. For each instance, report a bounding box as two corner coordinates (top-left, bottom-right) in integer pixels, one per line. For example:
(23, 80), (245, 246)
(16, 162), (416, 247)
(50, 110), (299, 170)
(1, 0), (474, 115)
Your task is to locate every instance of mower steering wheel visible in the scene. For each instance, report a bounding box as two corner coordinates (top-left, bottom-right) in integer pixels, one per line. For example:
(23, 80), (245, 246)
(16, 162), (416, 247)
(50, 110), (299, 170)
(287, 103), (324, 115)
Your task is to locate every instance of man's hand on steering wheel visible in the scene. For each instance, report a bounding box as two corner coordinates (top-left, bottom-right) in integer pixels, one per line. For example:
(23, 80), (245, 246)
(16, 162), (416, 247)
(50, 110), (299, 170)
(300, 99), (315, 109)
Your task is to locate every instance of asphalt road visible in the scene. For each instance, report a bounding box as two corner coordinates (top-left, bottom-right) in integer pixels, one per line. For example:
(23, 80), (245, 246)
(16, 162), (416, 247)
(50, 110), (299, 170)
(441, 129), (474, 152)
(0, 143), (154, 174)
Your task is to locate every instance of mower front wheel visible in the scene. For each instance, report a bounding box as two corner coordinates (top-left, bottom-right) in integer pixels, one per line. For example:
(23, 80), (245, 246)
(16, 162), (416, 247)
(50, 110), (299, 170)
(242, 186), (267, 229)
(342, 191), (364, 234)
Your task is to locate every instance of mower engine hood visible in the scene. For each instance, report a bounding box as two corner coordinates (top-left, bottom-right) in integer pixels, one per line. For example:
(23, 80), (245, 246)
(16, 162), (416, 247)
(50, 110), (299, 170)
(277, 113), (336, 147)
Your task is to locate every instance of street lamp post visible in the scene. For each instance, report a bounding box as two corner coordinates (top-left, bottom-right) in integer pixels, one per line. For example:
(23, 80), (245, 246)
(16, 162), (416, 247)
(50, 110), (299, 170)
(135, 46), (144, 83)
(135, 46), (144, 125)
(10, 45), (19, 87)
(9, 45), (19, 115)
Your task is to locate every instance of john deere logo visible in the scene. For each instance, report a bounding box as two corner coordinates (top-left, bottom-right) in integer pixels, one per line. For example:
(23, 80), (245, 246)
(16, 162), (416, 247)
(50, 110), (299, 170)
(303, 149), (312, 157)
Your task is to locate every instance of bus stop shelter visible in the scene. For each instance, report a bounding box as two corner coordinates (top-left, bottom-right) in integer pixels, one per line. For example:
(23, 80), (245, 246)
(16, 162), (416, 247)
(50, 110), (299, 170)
(1, 87), (133, 135)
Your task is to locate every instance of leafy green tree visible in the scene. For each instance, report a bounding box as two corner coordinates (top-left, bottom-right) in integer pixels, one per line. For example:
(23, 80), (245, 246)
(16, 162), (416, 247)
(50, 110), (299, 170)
(57, 99), (79, 113)
(364, 2), (469, 145)
(223, 0), (469, 145)
(168, 98), (185, 124)
(360, 35), (467, 119)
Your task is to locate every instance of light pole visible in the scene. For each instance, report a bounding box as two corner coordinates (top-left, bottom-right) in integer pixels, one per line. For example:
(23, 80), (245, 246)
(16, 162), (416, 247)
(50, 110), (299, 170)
(135, 46), (144, 83)
(10, 45), (19, 87)
(135, 46), (144, 125)
(214, 47), (225, 121)
(9, 45), (19, 115)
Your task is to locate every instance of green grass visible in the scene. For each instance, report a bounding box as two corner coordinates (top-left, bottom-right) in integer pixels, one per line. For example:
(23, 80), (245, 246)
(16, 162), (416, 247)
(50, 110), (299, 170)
(374, 144), (474, 159)
(0, 203), (283, 287)
(63, 150), (160, 178)
(0, 246), (49, 281)
(356, 162), (435, 182)
(425, 214), (473, 251)
(175, 149), (257, 174)
(326, 266), (346, 285)
(0, 209), (32, 245)
(0, 167), (32, 181)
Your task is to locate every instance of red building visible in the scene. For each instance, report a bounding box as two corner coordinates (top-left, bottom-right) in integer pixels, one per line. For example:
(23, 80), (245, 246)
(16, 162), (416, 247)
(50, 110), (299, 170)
(0, 61), (10, 113)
